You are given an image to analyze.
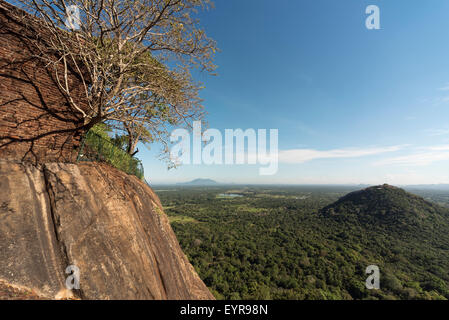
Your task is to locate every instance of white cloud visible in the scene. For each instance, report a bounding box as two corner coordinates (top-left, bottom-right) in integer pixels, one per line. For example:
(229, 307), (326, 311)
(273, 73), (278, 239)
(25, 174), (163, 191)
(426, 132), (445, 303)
(427, 145), (449, 151)
(426, 128), (449, 136)
(438, 83), (449, 91)
(374, 145), (449, 166)
(278, 145), (403, 164)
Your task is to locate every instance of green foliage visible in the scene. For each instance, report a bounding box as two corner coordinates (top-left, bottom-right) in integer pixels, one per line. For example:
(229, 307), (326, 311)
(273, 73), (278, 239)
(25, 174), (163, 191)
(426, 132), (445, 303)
(155, 185), (449, 300)
(78, 124), (144, 179)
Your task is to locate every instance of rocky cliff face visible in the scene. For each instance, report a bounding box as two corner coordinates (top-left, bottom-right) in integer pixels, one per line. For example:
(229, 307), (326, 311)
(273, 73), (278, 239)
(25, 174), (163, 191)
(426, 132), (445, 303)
(0, 159), (213, 300)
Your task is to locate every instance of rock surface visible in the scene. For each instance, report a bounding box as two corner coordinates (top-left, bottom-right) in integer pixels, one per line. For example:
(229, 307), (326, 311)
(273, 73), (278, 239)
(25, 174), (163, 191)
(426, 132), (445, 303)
(0, 159), (214, 300)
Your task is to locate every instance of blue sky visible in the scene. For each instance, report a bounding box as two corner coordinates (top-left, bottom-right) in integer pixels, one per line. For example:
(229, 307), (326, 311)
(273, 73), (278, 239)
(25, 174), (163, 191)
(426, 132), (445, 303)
(141, 0), (449, 185)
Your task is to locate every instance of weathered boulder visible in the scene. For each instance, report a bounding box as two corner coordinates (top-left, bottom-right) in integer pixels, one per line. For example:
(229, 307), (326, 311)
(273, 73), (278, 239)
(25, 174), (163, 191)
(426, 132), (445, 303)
(0, 159), (213, 300)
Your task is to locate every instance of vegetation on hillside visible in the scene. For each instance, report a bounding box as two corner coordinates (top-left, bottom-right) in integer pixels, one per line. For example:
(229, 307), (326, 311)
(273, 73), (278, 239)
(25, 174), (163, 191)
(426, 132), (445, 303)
(79, 124), (144, 179)
(156, 185), (449, 300)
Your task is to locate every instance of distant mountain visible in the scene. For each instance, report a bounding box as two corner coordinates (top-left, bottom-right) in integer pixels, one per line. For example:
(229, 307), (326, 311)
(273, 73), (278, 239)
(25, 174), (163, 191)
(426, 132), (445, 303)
(178, 178), (219, 186)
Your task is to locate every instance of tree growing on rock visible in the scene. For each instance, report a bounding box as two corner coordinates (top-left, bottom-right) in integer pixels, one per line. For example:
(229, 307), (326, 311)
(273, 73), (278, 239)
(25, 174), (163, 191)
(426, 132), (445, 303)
(14, 0), (216, 157)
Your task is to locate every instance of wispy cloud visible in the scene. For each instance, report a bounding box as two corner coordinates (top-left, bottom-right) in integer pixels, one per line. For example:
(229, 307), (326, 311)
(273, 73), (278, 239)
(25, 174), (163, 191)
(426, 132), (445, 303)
(428, 83), (449, 106)
(279, 146), (403, 164)
(426, 128), (449, 136)
(438, 83), (449, 91)
(427, 145), (449, 151)
(431, 95), (449, 106)
(374, 145), (449, 166)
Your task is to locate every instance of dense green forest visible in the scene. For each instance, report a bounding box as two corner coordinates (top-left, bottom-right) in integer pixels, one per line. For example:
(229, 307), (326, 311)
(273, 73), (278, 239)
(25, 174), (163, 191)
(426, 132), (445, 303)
(155, 185), (449, 300)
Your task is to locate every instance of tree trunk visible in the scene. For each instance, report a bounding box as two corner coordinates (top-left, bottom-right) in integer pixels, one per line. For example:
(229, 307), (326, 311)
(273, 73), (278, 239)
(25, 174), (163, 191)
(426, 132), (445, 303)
(126, 128), (140, 156)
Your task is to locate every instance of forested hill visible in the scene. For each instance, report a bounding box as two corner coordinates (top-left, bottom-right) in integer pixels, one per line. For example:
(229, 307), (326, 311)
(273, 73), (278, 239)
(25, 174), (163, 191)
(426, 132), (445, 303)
(320, 184), (449, 231)
(316, 184), (449, 299)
